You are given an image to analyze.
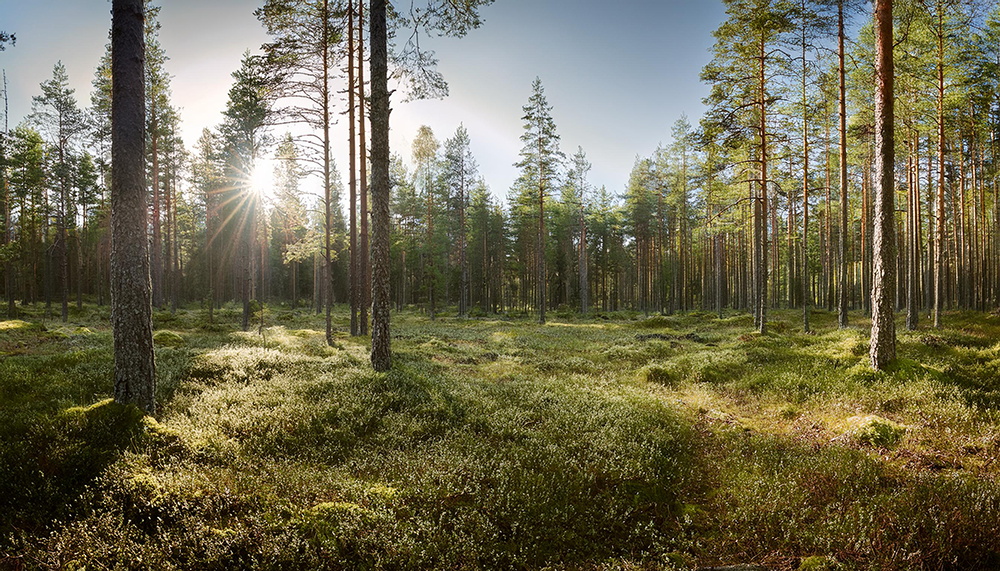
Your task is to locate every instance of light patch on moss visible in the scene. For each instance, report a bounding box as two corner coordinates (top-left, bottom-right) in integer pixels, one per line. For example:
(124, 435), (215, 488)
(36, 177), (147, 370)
(153, 330), (185, 347)
(0, 319), (34, 331)
(309, 501), (367, 518)
(367, 484), (399, 500)
(799, 555), (838, 570)
(842, 415), (907, 447)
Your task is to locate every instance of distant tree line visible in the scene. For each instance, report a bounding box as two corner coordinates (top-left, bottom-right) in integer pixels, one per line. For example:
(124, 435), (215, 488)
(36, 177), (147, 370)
(1, 0), (998, 378)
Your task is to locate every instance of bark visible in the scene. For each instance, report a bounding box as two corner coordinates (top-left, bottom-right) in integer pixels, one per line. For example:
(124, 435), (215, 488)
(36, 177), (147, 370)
(580, 202), (588, 314)
(537, 134), (546, 325)
(838, 0), (849, 329)
(151, 103), (161, 309)
(758, 33), (769, 335)
(348, 0), (359, 336)
(359, 0), (370, 335)
(934, 2), (945, 328)
(370, 0), (391, 371)
(59, 144), (68, 322)
(801, 9), (810, 332)
(907, 135), (919, 330)
(427, 171), (435, 320)
(459, 153), (468, 317)
(2, 72), (11, 318)
(870, 0), (896, 370)
(323, 0), (334, 346)
(111, 0), (156, 413)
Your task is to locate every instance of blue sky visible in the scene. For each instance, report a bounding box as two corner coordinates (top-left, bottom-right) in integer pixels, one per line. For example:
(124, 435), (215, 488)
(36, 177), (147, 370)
(1, 0), (728, 199)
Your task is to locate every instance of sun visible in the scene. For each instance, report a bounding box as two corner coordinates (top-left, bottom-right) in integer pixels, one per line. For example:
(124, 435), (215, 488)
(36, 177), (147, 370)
(250, 158), (277, 202)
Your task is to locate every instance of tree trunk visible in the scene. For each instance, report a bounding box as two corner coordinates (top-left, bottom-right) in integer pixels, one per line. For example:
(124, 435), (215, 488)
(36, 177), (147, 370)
(758, 33), (769, 335)
(838, 0), (849, 329)
(459, 156), (468, 317)
(59, 144), (68, 322)
(580, 202), (588, 315)
(151, 103), (161, 310)
(537, 130), (546, 325)
(870, 0), (896, 370)
(907, 134), (919, 330)
(370, 0), (391, 372)
(348, 0), (359, 336)
(801, 10), (810, 332)
(359, 0), (370, 335)
(934, 3), (945, 328)
(323, 0), (334, 345)
(111, 0), (156, 413)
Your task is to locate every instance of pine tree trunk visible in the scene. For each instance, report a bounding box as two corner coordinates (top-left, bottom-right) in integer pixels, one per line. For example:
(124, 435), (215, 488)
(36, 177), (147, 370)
(59, 144), (69, 322)
(151, 105), (161, 310)
(348, 0), (359, 336)
(801, 14), (810, 332)
(164, 166), (172, 313)
(758, 35), (769, 335)
(359, 0), (370, 335)
(3, 168), (12, 317)
(934, 3), (945, 328)
(838, 0), (849, 329)
(370, 0), (392, 371)
(580, 204), (588, 315)
(870, 0), (896, 370)
(907, 136), (919, 330)
(459, 163), (468, 318)
(323, 0), (334, 345)
(111, 0), (156, 413)
(172, 176), (179, 312)
(537, 140), (546, 325)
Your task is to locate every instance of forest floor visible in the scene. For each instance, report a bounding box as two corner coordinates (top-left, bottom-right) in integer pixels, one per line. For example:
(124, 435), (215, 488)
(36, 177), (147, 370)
(2, 303), (1000, 570)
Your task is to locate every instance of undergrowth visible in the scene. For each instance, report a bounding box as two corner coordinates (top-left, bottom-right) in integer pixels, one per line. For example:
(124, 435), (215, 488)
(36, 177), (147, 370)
(2, 304), (999, 569)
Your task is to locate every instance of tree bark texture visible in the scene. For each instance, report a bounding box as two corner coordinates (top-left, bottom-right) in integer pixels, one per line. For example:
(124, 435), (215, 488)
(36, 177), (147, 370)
(870, 0), (896, 369)
(111, 0), (156, 413)
(370, 0), (391, 372)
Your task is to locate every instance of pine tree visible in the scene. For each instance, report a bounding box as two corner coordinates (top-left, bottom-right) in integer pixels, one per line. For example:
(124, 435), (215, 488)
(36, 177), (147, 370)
(703, 0), (797, 333)
(273, 134), (308, 307)
(515, 78), (564, 324)
(257, 0), (344, 346)
(30, 61), (85, 322)
(443, 125), (478, 317)
(219, 51), (280, 330)
(191, 128), (224, 321)
(412, 125), (441, 319)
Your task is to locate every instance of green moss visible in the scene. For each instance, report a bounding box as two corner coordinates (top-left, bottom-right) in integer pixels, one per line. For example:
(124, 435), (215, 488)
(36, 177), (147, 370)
(843, 415), (907, 448)
(0, 319), (40, 331)
(309, 501), (366, 518)
(778, 404), (800, 420)
(799, 555), (838, 570)
(153, 330), (185, 347)
(7, 307), (1000, 568)
(634, 315), (674, 329)
(639, 363), (679, 386)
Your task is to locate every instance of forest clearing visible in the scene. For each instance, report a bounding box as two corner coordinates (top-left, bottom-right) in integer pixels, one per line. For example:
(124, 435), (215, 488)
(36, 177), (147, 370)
(4, 0), (1000, 567)
(2, 305), (1000, 569)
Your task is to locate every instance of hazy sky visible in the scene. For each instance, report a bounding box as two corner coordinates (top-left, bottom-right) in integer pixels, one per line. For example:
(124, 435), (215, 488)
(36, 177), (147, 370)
(0, 0), (728, 200)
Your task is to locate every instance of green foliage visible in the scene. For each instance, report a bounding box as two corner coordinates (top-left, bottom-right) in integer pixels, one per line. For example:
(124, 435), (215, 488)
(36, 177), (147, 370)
(639, 364), (679, 387)
(842, 415), (906, 448)
(5, 309), (1000, 569)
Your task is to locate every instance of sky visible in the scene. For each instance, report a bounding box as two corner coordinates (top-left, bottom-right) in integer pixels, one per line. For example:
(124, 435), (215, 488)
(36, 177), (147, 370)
(0, 0), (728, 202)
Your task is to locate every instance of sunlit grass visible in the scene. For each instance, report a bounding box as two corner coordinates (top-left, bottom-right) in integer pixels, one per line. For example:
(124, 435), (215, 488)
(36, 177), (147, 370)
(2, 303), (1000, 568)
